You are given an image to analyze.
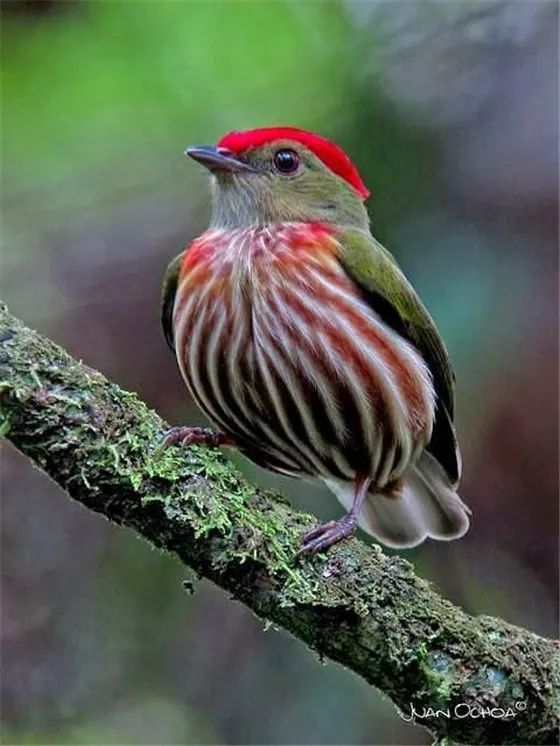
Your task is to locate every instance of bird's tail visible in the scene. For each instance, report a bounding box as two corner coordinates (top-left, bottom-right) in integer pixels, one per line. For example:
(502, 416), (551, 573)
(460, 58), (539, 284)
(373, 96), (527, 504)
(327, 452), (471, 549)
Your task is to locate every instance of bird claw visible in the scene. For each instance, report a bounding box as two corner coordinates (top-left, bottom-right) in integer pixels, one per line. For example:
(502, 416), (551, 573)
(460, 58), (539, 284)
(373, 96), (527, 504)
(157, 426), (234, 451)
(296, 515), (357, 557)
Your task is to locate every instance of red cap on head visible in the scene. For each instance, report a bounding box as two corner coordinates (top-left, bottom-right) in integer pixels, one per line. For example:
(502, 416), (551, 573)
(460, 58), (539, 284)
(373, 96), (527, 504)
(218, 127), (370, 200)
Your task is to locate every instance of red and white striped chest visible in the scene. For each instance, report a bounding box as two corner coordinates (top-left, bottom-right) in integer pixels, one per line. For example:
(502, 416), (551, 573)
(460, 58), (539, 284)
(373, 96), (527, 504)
(172, 223), (435, 485)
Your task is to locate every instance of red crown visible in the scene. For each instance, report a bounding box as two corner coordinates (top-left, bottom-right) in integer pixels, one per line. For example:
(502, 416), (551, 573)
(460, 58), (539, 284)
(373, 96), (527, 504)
(218, 127), (370, 200)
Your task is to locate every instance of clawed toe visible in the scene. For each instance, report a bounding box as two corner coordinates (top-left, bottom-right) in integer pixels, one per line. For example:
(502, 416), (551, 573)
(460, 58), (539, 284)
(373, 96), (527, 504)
(160, 426), (204, 448)
(157, 426), (234, 451)
(296, 516), (357, 557)
(301, 520), (337, 544)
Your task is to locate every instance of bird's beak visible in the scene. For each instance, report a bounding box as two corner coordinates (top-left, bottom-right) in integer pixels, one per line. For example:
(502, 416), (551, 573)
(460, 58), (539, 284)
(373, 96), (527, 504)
(185, 145), (256, 173)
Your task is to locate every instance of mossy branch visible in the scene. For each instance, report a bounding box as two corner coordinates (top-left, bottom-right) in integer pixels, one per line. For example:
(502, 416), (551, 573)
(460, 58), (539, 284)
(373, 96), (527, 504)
(0, 302), (558, 746)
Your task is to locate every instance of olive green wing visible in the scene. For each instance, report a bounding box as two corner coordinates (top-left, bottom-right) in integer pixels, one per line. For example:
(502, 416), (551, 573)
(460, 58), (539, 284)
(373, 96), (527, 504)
(339, 228), (460, 484)
(161, 251), (186, 351)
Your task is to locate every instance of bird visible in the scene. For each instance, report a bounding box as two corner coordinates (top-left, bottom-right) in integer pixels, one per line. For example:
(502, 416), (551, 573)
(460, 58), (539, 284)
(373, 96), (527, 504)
(161, 126), (470, 555)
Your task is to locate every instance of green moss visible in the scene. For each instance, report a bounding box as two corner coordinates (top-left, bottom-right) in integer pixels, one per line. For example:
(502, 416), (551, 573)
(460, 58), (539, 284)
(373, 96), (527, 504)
(2, 302), (559, 746)
(417, 649), (457, 702)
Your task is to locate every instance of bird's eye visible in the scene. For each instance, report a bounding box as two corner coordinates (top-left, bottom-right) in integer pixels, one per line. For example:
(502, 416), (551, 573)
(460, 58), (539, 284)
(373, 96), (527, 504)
(273, 149), (300, 174)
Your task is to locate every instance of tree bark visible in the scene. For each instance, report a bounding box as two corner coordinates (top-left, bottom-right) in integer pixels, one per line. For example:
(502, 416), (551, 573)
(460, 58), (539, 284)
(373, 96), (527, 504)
(0, 302), (558, 746)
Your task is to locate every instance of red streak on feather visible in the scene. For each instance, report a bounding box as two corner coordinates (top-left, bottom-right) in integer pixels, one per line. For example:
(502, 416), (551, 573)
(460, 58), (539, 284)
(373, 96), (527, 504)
(338, 282), (427, 430)
(175, 222), (430, 435)
(218, 127), (370, 200)
(278, 250), (430, 433)
(275, 288), (386, 414)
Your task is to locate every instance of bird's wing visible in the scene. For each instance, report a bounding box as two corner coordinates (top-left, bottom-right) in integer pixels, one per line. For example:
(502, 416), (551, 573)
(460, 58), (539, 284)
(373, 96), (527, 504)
(338, 228), (460, 484)
(161, 250), (186, 351)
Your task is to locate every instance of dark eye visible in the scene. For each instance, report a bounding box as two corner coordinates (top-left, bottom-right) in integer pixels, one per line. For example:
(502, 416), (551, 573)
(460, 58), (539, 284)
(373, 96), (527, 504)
(273, 149), (299, 174)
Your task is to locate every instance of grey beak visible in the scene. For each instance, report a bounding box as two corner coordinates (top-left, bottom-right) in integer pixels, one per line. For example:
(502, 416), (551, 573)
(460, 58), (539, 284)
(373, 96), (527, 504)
(185, 145), (256, 173)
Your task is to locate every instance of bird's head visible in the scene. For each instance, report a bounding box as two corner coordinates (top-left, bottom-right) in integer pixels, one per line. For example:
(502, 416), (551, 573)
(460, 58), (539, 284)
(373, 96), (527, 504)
(186, 127), (370, 230)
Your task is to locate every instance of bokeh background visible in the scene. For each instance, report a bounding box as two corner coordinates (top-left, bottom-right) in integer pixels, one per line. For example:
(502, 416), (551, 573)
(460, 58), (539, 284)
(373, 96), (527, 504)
(1, 1), (558, 744)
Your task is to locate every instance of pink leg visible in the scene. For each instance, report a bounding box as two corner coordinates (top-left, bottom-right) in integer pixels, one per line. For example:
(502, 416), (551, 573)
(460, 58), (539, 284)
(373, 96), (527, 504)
(296, 476), (371, 556)
(160, 426), (235, 449)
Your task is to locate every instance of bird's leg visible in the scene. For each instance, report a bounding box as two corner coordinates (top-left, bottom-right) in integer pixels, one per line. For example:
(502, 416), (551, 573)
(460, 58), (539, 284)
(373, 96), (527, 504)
(296, 476), (371, 556)
(160, 426), (235, 449)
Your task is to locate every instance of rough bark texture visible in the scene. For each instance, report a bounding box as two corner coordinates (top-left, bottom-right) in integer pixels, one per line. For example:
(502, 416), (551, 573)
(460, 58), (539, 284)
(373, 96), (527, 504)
(0, 302), (558, 746)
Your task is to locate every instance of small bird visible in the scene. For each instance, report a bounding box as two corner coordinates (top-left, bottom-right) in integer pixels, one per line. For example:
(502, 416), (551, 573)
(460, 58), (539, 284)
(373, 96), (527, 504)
(161, 127), (470, 554)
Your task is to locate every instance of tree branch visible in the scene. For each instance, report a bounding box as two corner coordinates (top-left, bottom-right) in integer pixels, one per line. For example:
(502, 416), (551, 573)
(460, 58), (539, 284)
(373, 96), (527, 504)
(0, 302), (557, 746)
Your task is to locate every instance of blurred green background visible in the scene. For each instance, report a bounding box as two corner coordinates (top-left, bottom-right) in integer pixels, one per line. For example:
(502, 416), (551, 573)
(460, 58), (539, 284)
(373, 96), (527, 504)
(1, 1), (558, 744)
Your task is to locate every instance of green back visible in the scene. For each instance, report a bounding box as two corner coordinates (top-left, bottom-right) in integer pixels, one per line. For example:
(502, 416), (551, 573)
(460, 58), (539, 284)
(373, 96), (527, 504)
(339, 228), (460, 484)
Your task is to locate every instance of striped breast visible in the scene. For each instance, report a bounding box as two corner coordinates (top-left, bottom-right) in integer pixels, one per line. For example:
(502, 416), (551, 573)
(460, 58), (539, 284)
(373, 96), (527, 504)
(172, 222), (435, 487)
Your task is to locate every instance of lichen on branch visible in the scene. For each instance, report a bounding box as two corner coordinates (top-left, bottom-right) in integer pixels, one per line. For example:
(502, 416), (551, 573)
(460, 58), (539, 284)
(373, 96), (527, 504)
(0, 302), (558, 746)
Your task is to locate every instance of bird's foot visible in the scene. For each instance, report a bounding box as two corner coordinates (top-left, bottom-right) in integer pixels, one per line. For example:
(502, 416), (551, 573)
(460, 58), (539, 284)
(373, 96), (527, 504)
(296, 513), (358, 556)
(159, 426), (235, 449)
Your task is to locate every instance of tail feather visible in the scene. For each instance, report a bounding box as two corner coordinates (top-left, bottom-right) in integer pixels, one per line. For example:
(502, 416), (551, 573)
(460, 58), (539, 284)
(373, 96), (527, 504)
(326, 452), (471, 549)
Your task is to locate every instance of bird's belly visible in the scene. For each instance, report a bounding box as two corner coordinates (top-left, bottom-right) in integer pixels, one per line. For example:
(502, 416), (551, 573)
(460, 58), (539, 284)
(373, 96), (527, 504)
(173, 227), (434, 485)
(247, 288), (434, 484)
